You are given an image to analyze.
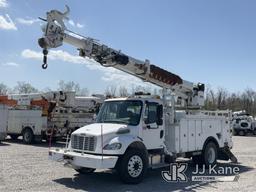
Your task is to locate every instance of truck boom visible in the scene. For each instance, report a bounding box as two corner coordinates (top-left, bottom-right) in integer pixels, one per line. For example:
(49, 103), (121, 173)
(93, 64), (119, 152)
(38, 5), (204, 108)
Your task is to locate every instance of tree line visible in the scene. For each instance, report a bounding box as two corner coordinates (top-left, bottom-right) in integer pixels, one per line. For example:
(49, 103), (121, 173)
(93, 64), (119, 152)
(0, 81), (90, 96)
(1, 81), (255, 115)
(204, 87), (256, 116)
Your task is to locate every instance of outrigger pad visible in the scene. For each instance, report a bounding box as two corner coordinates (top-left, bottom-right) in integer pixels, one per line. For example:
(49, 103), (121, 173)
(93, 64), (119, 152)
(219, 147), (238, 163)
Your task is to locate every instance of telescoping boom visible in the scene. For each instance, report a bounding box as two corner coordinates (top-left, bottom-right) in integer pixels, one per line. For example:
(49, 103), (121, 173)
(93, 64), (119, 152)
(38, 5), (204, 108)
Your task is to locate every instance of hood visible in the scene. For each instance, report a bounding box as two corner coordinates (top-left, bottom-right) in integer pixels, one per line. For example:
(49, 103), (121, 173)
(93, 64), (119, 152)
(73, 123), (128, 136)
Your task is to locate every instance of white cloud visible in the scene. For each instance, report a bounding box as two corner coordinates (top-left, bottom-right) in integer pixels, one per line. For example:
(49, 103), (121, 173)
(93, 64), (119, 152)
(68, 19), (84, 28)
(21, 49), (42, 59)
(21, 49), (143, 86)
(16, 18), (39, 25)
(1, 62), (19, 67)
(68, 19), (75, 26)
(77, 23), (84, 28)
(0, 14), (17, 30)
(0, 0), (8, 8)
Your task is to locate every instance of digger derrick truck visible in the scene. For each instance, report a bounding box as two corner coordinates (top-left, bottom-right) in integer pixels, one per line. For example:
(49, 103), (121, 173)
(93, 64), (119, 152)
(40, 6), (237, 184)
(0, 92), (102, 144)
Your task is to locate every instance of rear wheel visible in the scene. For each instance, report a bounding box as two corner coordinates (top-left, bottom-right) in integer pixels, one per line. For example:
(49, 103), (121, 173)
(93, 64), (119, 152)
(22, 128), (34, 144)
(193, 141), (217, 167)
(75, 167), (95, 174)
(203, 142), (217, 167)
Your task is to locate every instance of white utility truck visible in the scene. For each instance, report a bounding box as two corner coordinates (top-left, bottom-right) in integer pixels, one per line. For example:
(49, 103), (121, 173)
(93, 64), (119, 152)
(39, 6), (237, 184)
(0, 92), (102, 144)
(232, 111), (256, 136)
(7, 109), (47, 143)
(0, 104), (8, 142)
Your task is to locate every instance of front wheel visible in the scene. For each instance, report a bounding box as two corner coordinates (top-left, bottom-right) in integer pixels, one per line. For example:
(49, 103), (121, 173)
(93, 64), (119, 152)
(22, 128), (34, 144)
(117, 148), (148, 184)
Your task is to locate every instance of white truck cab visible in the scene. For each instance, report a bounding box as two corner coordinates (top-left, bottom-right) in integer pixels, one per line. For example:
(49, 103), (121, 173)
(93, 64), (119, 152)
(49, 96), (236, 183)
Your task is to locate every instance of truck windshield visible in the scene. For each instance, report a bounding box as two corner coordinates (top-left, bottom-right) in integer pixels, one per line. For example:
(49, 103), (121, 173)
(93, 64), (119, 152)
(96, 100), (143, 126)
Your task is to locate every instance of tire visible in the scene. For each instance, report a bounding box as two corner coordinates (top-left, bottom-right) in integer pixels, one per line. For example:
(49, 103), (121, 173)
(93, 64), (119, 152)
(193, 142), (217, 167)
(22, 128), (34, 144)
(203, 142), (217, 167)
(117, 148), (148, 184)
(238, 130), (245, 136)
(253, 130), (256, 135)
(75, 167), (95, 174)
(9, 134), (19, 140)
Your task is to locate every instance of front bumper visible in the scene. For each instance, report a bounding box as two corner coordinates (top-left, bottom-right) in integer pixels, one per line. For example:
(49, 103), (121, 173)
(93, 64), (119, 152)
(49, 148), (119, 169)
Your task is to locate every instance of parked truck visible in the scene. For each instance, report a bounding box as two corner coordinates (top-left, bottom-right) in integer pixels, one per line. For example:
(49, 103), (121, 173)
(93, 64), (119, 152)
(8, 109), (47, 143)
(39, 6), (237, 184)
(0, 91), (103, 144)
(232, 111), (256, 136)
(0, 104), (8, 142)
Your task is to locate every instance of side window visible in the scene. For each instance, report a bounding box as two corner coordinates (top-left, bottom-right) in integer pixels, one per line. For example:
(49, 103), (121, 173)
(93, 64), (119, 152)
(144, 102), (158, 124)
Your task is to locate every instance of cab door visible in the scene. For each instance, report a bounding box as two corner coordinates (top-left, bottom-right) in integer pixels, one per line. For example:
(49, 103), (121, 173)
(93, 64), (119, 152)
(142, 102), (164, 149)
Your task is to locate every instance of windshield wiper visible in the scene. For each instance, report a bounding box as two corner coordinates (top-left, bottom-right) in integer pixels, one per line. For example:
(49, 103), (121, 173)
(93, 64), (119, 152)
(102, 120), (128, 124)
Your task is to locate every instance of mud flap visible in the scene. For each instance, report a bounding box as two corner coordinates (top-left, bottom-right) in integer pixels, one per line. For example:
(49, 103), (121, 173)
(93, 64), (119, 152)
(218, 147), (238, 163)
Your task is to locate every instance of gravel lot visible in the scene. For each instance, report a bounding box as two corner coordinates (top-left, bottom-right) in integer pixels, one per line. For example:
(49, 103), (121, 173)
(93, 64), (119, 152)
(0, 136), (255, 192)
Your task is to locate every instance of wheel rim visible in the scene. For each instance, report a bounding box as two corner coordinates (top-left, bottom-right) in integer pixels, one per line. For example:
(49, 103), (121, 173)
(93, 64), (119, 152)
(24, 132), (31, 141)
(207, 147), (215, 164)
(127, 155), (143, 178)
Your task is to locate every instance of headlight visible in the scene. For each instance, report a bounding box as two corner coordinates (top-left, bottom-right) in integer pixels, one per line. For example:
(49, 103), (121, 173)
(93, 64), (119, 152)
(103, 143), (122, 150)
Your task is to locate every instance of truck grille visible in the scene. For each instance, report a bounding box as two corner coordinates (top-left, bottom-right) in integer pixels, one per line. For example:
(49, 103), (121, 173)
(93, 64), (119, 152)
(71, 134), (96, 152)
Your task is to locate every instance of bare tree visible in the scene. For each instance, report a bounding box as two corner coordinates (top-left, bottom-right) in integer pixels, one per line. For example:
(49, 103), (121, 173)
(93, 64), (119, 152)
(58, 80), (80, 92)
(13, 81), (38, 94)
(105, 85), (117, 98)
(58, 80), (89, 96)
(216, 87), (228, 110)
(0, 83), (9, 95)
(204, 86), (217, 110)
(119, 86), (129, 97)
(241, 88), (255, 115)
(77, 88), (90, 96)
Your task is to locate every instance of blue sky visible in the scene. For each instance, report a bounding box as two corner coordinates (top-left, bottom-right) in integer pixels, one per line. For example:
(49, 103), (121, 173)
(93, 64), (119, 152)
(0, 0), (256, 94)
